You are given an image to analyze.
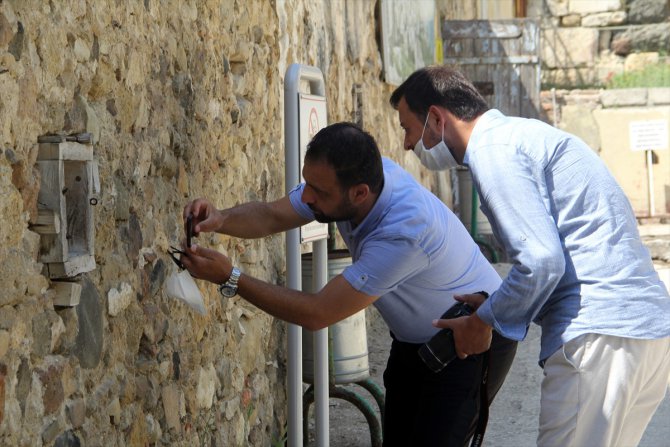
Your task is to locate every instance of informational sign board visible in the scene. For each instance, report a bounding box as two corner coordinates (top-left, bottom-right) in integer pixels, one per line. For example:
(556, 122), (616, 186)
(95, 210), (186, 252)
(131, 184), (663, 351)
(629, 119), (668, 217)
(298, 93), (328, 243)
(629, 119), (669, 152)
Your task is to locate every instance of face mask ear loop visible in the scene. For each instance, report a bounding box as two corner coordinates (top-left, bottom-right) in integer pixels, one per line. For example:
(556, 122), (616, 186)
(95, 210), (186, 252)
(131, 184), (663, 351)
(441, 118), (446, 144)
(418, 113), (430, 148)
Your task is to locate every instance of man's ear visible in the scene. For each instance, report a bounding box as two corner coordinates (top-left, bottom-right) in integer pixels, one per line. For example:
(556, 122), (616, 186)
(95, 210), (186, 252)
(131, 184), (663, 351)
(427, 104), (446, 127)
(349, 183), (370, 205)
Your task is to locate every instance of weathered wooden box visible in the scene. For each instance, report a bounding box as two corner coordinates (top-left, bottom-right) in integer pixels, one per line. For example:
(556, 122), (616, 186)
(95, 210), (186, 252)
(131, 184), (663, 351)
(35, 136), (99, 281)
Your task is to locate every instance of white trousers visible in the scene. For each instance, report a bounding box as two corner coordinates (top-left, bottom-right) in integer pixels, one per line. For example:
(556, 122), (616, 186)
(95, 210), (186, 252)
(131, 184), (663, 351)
(537, 333), (670, 447)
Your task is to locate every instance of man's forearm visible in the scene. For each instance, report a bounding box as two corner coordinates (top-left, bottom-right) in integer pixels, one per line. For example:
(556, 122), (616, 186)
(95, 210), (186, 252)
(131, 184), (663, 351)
(218, 198), (307, 238)
(232, 272), (376, 332)
(236, 274), (330, 331)
(217, 202), (279, 238)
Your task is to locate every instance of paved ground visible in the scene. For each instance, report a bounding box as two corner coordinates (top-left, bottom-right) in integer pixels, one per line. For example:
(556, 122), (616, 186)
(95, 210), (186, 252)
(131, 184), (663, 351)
(305, 222), (670, 446)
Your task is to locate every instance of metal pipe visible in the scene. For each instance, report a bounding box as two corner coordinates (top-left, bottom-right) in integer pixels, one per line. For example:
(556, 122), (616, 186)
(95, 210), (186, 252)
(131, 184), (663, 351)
(551, 87), (557, 127)
(284, 63), (303, 447)
(647, 149), (655, 217)
(313, 239), (329, 446)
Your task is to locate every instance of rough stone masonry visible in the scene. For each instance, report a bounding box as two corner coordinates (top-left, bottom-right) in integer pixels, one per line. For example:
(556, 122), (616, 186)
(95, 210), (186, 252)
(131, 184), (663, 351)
(0, 0), (667, 445)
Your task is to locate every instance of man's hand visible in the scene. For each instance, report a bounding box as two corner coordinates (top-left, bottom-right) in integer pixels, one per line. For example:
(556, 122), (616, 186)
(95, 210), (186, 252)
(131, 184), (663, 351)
(180, 244), (233, 285)
(453, 292), (488, 310)
(433, 312), (492, 359)
(183, 198), (223, 236)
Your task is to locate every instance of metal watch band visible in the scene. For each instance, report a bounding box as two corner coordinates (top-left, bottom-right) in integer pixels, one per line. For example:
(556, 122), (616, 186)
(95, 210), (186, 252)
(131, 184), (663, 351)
(218, 267), (241, 298)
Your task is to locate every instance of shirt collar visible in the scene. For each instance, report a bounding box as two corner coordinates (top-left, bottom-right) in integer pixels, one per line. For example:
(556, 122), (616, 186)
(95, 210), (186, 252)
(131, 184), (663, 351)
(463, 109), (505, 167)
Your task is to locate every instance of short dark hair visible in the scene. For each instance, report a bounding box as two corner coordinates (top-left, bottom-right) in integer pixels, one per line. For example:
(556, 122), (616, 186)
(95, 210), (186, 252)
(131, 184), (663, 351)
(305, 122), (384, 194)
(389, 66), (489, 121)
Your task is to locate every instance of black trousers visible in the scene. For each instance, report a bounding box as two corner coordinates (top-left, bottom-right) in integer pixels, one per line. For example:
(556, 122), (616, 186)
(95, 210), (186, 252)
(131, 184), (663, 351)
(382, 331), (517, 447)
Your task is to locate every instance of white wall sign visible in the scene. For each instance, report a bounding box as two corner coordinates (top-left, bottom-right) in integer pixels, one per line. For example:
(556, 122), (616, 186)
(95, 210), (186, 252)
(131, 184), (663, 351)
(298, 93), (328, 243)
(629, 119), (669, 151)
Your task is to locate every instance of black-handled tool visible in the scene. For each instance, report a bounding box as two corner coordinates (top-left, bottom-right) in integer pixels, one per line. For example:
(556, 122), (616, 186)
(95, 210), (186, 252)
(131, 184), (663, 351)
(186, 214), (193, 248)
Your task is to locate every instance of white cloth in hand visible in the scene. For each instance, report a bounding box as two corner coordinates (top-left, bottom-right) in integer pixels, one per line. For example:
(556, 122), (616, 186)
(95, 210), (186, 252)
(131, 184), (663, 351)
(165, 269), (207, 315)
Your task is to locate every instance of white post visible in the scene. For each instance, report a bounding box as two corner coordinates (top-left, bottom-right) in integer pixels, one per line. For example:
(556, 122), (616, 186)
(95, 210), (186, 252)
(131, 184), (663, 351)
(284, 63), (329, 447)
(313, 239), (329, 447)
(646, 149), (655, 217)
(284, 64), (304, 447)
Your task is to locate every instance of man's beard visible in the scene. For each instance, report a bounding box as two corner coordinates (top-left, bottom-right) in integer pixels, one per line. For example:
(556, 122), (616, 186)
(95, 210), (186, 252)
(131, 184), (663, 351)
(310, 200), (356, 223)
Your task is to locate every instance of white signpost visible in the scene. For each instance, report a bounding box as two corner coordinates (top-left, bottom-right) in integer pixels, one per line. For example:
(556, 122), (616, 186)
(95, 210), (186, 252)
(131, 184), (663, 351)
(284, 64), (329, 447)
(629, 119), (669, 217)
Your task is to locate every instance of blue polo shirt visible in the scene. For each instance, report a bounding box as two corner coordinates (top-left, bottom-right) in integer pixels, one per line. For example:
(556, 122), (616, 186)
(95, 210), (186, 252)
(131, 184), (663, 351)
(289, 157), (502, 343)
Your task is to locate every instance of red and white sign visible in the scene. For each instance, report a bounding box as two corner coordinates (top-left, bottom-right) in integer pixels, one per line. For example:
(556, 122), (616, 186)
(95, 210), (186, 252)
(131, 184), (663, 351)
(298, 93), (328, 243)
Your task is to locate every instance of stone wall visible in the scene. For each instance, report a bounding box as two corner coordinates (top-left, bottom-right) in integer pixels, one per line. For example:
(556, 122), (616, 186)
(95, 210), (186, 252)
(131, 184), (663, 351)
(0, 1), (432, 446)
(529, 0), (670, 87)
(4, 0), (665, 445)
(439, 0), (670, 87)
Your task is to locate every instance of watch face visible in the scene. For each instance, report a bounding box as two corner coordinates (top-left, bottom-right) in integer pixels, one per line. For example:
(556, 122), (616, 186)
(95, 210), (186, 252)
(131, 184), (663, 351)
(220, 285), (237, 298)
(219, 267), (240, 298)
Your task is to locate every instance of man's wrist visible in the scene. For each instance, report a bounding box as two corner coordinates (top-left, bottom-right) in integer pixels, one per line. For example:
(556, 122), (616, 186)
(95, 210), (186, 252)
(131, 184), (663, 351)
(469, 311), (492, 331)
(220, 264), (237, 284)
(215, 209), (226, 234)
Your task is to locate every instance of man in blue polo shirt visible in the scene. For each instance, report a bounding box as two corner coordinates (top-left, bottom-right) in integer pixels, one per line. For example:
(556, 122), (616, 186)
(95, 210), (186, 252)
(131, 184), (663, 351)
(180, 122), (517, 446)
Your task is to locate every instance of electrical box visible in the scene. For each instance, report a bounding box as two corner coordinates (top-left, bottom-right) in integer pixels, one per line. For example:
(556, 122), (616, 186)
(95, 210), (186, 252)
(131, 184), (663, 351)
(35, 134), (99, 279)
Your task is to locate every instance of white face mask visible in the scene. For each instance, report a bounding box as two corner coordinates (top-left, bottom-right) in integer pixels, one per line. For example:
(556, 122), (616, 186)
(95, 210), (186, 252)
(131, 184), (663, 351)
(412, 114), (459, 171)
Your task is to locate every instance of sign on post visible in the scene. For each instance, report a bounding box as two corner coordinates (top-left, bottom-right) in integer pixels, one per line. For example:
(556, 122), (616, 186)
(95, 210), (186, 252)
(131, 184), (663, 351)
(629, 119), (669, 217)
(299, 93), (328, 243)
(629, 120), (668, 152)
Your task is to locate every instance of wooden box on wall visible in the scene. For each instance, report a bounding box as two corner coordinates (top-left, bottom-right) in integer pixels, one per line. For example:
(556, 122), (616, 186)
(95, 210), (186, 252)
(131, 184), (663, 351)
(35, 137), (99, 279)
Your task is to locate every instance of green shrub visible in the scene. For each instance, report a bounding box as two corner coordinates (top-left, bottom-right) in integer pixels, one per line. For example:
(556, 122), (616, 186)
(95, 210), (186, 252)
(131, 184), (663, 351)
(605, 63), (670, 89)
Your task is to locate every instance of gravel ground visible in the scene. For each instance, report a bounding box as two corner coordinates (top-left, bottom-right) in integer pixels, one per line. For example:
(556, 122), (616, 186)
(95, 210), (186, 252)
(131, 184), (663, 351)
(304, 228), (670, 446)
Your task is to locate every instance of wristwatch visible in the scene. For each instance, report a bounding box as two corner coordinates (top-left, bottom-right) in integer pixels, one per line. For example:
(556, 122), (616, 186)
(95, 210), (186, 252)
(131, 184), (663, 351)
(218, 267), (241, 298)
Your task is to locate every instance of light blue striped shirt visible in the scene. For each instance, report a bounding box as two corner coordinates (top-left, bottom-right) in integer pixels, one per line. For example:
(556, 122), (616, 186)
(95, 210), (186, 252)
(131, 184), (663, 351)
(466, 109), (670, 362)
(289, 158), (502, 343)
